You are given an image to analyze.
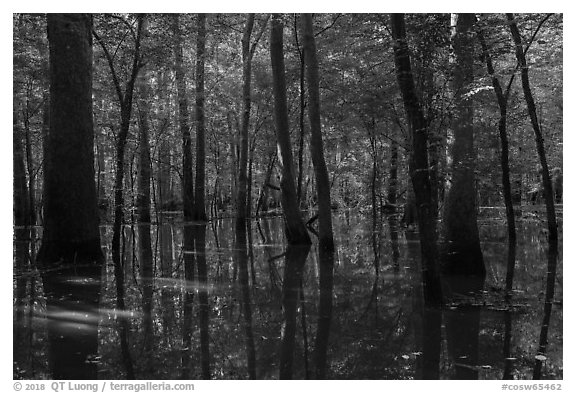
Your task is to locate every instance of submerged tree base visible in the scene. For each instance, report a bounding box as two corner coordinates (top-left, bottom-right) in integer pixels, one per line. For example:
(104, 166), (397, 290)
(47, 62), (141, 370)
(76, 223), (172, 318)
(37, 239), (103, 266)
(440, 245), (486, 277)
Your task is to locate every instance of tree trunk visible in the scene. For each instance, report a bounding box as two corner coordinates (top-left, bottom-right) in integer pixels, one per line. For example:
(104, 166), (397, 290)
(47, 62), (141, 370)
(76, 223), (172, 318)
(390, 13), (442, 306)
(270, 14), (311, 245)
(24, 108), (36, 225)
(442, 13), (485, 276)
(507, 13), (558, 244)
(194, 14), (207, 222)
(294, 14), (306, 204)
(157, 70), (173, 209)
(237, 14), (256, 238)
(14, 110), (30, 228)
(136, 33), (152, 227)
(301, 14), (335, 251)
(387, 130), (399, 207)
(136, 22), (153, 345)
(173, 14), (195, 221)
(477, 26), (516, 245)
(38, 14), (102, 264)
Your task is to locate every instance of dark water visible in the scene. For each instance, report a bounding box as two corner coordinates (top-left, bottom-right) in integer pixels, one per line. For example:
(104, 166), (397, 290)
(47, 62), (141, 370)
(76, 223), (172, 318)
(13, 212), (563, 380)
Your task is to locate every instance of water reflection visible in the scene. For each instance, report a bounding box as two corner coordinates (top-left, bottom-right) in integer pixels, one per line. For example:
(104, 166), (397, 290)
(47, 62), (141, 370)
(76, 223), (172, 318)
(13, 214), (562, 380)
(279, 245), (311, 379)
(533, 243), (560, 379)
(443, 275), (484, 379)
(42, 265), (102, 379)
(314, 246), (335, 379)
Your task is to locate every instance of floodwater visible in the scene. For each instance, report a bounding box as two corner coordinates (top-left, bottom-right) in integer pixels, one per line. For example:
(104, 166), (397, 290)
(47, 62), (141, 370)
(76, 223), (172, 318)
(13, 211), (563, 379)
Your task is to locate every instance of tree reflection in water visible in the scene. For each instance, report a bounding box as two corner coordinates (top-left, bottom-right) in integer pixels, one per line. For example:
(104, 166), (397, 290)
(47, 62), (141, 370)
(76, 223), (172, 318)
(13, 215), (562, 380)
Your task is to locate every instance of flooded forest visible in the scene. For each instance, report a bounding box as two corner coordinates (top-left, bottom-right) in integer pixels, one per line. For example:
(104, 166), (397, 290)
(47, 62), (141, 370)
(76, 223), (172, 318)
(13, 13), (563, 380)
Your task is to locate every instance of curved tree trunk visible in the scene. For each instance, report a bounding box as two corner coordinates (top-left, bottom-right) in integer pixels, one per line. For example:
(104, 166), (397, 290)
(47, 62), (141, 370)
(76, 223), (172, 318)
(507, 13), (558, 245)
(478, 25), (516, 245)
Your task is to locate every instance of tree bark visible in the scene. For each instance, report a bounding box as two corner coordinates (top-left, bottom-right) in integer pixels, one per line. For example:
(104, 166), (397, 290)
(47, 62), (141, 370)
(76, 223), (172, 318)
(507, 13), (558, 244)
(38, 14), (102, 264)
(194, 14), (207, 221)
(390, 13), (442, 305)
(14, 110), (30, 228)
(442, 13), (485, 276)
(301, 13), (335, 251)
(157, 70), (173, 209)
(173, 14), (195, 221)
(477, 24), (517, 245)
(270, 14), (311, 245)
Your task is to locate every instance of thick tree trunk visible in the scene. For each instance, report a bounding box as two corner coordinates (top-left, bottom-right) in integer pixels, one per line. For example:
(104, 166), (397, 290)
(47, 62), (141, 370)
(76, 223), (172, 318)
(194, 14), (207, 221)
(173, 14), (195, 221)
(507, 13), (558, 244)
(390, 13), (442, 306)
(442, 13), (485, 276)
(38, 14), (102, 264)
(301, 13), (335, 251)
(270, 14), (311, 245)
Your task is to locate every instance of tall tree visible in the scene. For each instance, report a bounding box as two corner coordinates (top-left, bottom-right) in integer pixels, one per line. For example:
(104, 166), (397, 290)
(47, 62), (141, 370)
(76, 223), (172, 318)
(477, 20), (516, 245)
(301, 13), (335, 251)
(194, 13), (207, 221)
(390, 13), (442, 305)
(507, 13), (558, 245)
(270, 14), (311, 245)
(441, 13), (484, 276)
(93, 13), (145, 379)
(173, 14), (195, 221)
(136, 20), (153, 361)
(236, 14), (270, 234)
(38, 14), (102, 264)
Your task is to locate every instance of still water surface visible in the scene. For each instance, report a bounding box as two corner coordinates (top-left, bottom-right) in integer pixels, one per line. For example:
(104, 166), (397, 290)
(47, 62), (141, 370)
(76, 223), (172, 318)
(13, 212), (563, 379)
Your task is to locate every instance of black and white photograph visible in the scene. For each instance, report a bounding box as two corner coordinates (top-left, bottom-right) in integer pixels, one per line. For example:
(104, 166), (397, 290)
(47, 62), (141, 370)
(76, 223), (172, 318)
(12, 10), (563, 386)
